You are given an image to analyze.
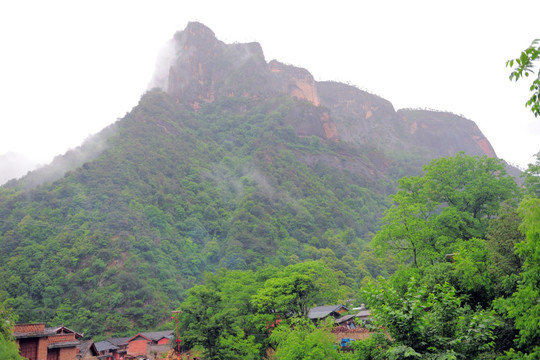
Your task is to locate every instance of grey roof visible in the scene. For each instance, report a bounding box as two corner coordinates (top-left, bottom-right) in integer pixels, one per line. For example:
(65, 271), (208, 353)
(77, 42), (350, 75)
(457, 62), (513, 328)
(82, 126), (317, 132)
(106, 337), (130, 346)
(95, 341), (118, 352)
(308, 304), (348, 320)
(335, 314), (356, 324)
(141, 330), (174, 341)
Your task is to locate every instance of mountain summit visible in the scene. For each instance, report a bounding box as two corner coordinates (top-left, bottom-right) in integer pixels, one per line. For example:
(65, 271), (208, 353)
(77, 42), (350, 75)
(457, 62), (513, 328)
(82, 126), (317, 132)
(148, 22), (495, 159)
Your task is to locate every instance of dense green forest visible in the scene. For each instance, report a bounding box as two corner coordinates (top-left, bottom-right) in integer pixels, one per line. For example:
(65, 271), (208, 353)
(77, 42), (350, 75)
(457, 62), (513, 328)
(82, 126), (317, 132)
(172, 152), (540, 359)
(0, 91), (402, 336)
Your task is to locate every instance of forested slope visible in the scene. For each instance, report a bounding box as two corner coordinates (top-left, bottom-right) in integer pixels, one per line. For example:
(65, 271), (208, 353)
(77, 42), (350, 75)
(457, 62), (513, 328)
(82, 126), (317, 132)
(0, 92), (395, 336)
(0, 22), (521, 339)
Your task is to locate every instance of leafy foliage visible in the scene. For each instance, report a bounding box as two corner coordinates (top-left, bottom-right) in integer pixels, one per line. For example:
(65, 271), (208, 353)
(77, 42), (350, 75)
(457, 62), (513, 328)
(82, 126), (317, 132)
(270, 317), (340, 360)
(0, 302), (22, 360)
(363, 278), (498, 359)
(495, 197), (540, 358)
(507, 39), (540, 117)
(522, 151), (540, 197)
(373, 152), (518, 268)
(176, 261), (345, 359)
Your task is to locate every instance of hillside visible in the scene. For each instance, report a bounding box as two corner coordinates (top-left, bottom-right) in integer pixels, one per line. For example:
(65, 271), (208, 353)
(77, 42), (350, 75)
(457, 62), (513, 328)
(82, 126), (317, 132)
(0, 22), (507, 337)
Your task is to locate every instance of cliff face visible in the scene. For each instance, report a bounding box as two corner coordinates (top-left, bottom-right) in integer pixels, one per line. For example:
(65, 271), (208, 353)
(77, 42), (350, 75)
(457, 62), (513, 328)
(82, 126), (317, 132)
(396, 109), (496, 158)
(150, 21), (497, 159)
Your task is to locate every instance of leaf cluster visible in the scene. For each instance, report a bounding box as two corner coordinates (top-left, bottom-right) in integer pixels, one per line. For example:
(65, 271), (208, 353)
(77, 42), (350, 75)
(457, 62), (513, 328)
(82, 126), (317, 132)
(507, 39), (540, 117)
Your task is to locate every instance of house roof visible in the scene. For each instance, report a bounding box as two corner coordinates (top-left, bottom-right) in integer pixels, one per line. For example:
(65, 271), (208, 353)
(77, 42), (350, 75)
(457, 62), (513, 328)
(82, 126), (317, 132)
(77, 340), (99, 357)
(95, 341), (119, 352)
(141, 330), (174, 341)
(45, 325), (83, 339)
(335, 314), (356, 324)
(106, 337), (130, 347)
(307, 304), (348, 320)
(13, 323), (55, 339)
(128, 330), (174, 343)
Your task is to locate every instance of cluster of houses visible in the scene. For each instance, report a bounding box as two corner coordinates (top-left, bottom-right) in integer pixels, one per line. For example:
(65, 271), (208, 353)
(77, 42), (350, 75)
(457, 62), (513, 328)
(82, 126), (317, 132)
(12, 305), (371, 360)
(12, 323), (173, 360)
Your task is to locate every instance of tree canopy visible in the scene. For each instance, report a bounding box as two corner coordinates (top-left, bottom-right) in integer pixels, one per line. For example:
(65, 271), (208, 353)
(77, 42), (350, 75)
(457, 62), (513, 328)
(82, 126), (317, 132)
(507, 39), (540, 117)
(373, 152), (518, 268)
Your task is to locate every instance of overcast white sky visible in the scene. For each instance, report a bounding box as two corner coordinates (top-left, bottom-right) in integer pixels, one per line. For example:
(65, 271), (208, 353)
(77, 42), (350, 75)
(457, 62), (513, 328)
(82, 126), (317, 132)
(0, 1), (539, 169)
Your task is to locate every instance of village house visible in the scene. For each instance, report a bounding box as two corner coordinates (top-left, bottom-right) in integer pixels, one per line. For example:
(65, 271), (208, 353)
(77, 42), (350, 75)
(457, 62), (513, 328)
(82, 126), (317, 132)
(98, 337), (129, 360)
(124, 330), (174, 358)
(332, 305), (373, 343)
(13, 323), (81, 360)
(307, 304), (349, 322)
(94, 340), (120, 360)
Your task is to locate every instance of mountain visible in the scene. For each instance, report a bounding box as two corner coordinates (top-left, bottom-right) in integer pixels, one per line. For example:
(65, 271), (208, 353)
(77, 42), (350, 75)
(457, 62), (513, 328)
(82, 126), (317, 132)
(152, 22), (495, 158)
(0, 22), (509, 337)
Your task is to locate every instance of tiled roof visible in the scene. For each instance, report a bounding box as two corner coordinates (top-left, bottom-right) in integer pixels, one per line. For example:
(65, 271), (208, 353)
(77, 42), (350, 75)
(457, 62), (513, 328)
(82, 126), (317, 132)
(45, 325), (83, 338)
(141, 330), (174, 341)
(307, 304), (348, 319)
(106, 337), (130, 346)
(335, 314), (356, 324)
(13, 323), (56, 339)
(95, 341), (118, 352)
(128, 330), (174, 343)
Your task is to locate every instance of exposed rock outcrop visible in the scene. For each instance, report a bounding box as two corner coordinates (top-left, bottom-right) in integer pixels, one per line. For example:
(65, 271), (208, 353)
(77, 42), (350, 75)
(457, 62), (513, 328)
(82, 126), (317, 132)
(149, 22), (499, 160)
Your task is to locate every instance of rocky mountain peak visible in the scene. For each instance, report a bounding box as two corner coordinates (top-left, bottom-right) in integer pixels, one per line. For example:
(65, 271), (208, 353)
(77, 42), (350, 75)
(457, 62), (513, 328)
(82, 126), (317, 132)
(148, 22), (499, 158)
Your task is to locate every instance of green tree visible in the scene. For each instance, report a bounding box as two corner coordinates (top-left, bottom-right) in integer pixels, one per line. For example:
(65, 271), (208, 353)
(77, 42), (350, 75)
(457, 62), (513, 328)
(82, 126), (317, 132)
(522, 151), (540, 198)
(0, 302), (22, 360)
(270, 317), (341, 360)
(373, 153), (518, 268)
(177, 270), (263, 360)
(362, 278), (498, 359)
(251, 261), (341, 319)
(507, 39), (540, 117)
(496, 197), (540, 358)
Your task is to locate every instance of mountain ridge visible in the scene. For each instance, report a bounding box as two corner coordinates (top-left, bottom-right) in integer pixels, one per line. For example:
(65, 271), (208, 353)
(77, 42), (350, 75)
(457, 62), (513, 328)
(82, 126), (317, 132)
(151, 21), (496, 161)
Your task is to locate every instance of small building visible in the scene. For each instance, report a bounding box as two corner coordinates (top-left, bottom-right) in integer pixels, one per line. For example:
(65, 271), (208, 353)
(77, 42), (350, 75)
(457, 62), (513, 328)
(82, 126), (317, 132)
(95, 341), (119, 360)
(102, 337), (129, 360)
(14, 323), (80, 360)
(333, 305), (373, 342)
(307, 304), (349, 321)
(124, 330), (174, 358)
(335, 314), (357, 329)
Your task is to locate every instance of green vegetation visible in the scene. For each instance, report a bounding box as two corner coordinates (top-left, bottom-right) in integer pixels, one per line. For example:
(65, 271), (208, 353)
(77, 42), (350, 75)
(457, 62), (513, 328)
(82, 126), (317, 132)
(507, 39), (540, 117)
(0, 91), (394, 337)
(167, 153), (538, 359)
(0, 302), (22, 360)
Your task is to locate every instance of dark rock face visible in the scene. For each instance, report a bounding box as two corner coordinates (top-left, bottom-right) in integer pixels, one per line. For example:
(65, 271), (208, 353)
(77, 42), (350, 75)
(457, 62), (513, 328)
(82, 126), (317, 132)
(150, 22), (497, 159)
